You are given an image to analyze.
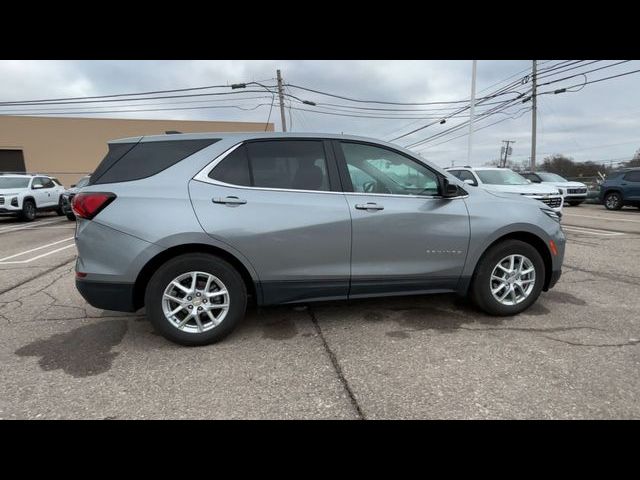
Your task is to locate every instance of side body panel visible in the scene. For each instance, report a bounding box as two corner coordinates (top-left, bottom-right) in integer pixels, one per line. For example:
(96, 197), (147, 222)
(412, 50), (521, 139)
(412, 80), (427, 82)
(189, 179), (352, 304)
(344, 194), (470, 296)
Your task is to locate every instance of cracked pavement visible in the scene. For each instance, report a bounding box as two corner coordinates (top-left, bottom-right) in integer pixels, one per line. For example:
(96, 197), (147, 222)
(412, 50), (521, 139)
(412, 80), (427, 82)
(1, 205), (639, 419)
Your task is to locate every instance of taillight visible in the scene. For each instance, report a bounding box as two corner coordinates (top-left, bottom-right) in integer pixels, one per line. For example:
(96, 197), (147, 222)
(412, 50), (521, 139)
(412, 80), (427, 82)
(71, 192), (116, 220)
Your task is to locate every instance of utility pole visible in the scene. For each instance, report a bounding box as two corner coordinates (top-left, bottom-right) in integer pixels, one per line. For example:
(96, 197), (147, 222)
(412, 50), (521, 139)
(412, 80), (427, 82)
(501, 140), (515, 168)
(467, 60), (477, 165)
(276, 69), (287, 132)
(530, 60), (537, 170)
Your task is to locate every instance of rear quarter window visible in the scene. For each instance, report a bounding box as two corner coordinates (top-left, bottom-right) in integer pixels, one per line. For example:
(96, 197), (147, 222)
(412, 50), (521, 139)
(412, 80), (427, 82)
(90, 139), (219, 185)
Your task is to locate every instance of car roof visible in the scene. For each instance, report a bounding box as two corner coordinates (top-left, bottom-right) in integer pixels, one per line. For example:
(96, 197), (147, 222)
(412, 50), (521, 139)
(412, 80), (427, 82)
(0, 173), (51, 178)
(447, 166), (513, 171)
(110, 131), (389, 144)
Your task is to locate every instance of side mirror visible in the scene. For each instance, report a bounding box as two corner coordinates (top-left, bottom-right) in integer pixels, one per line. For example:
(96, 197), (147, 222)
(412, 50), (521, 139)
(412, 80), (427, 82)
(463, 179), (476, 186)
(32, 184), (43, 189)
(526, 179), (532, 184)
(442, 178), (462, 198)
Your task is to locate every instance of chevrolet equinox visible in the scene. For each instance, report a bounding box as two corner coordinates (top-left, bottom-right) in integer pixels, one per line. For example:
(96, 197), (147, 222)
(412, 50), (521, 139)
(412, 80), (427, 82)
(73, 133), (565, 346)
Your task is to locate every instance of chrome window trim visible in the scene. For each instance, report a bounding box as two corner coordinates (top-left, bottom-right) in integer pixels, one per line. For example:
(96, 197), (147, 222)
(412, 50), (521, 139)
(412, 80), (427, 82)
(193, 140), (468, 200)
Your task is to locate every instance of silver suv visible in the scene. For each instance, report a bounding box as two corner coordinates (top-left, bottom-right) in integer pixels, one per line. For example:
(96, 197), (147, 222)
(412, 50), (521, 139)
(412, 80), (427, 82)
(73, 133), (565, 346)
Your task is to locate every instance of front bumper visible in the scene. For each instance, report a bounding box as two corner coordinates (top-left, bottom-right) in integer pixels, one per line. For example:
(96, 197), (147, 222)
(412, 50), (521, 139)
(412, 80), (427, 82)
(76, 279), (137, 312)
(61, 194), (74, 214)
(0, 208), (20, 216)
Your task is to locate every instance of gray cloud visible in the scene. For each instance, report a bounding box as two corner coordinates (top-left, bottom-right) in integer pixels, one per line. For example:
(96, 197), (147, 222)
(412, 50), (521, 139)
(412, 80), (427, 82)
(1, 60), (638, 167)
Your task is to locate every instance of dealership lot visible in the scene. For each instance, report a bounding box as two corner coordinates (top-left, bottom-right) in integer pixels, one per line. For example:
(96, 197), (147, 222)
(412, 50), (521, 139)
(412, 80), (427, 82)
(0, 205), (639, 419)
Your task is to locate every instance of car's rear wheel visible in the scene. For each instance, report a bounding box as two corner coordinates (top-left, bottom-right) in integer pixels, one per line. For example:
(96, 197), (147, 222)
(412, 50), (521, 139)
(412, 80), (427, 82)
(66, 212), (76, 221)
(470, 239), (545, 316)
(604, 192), (623, 210)
(145, 253), (247, 346)
(19, 199), (36, 222)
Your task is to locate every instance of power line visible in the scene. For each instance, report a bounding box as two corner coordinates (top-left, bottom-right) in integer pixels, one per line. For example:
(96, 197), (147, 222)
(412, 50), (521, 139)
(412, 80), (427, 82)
(0, 80), (277, 105)
(402, 95), (529, 149)
(538, 67), (640, 96)
(0, 103), (274, 116)
(285, 82), (524, 106)
(536, 60), (631, 89)
(0, 89), (273, 107)
(0, 96), (274, 113)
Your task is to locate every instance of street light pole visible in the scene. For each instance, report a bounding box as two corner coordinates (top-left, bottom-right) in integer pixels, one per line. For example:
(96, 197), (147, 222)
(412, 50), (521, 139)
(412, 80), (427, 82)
(467, 60), (477, 165)
(530, 60), (537, 170)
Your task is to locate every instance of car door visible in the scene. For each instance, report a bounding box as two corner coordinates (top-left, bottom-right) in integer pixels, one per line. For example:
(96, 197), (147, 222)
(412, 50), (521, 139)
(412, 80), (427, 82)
(31, 177), (50, 207)
(189, 138), (352, 305)
(334, 140), (470, 297)
(622, 171), (640, 201)
(40, 177), (58, 207)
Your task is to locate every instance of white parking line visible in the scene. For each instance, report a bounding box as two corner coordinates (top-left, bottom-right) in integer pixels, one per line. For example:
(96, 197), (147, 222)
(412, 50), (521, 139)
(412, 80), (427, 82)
(563, 225), (625, 236)
(563, 213), (640, 224)
(0, 236), (76, 265)
(0, 218), (65, 234)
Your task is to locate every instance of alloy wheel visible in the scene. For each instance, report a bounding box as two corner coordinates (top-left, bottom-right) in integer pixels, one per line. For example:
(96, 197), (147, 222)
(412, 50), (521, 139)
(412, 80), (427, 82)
(489, 254), (536, 306)
(162, 271), (230, 334)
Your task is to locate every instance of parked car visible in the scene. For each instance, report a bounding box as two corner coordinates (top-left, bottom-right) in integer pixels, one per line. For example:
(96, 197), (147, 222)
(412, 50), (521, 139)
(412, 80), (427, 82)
(445, 166), (564, 215)
(73, 133), (565, 346)
(520, 171), (588, 206)
(61, 175), (91, 220)
(0, 173), (65, 221)
(599, 167), (640, 210)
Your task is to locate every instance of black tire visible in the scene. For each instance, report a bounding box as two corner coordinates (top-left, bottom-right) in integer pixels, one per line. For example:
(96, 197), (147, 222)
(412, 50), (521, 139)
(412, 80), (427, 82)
(568, 201), (582, 207)
(56, 199), (65, 216)
(145, 253), (247, 346)
(66, 212), (76, 221)
(470, 239), (545, 316)
(604, 191), (623, 210)
(19, 199), (36, 222)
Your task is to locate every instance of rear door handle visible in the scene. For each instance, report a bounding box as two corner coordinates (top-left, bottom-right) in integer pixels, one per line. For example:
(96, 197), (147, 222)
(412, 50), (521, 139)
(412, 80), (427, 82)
(355, 202), (384, 211)
(212, 196), (247, 205)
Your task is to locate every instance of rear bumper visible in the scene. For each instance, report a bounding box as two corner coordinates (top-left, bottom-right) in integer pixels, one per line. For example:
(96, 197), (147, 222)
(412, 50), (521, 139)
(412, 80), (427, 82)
(546, 269), (562, 291)
(75, 279), (137, 312)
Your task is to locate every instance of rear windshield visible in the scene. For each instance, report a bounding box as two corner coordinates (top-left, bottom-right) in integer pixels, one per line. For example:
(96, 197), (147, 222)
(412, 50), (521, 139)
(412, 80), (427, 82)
(476, 170), (529, 185)
(537, 172), (567, 182)
(90, 139), (219, 185)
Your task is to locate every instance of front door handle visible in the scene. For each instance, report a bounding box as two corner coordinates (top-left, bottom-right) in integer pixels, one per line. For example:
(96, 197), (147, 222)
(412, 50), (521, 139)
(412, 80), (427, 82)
(355, 202), (384, 211)
(212, 196), (247, 205)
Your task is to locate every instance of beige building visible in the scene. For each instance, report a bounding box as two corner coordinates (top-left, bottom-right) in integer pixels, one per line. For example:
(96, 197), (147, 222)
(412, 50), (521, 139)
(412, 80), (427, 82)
(0, 115), (274, 186)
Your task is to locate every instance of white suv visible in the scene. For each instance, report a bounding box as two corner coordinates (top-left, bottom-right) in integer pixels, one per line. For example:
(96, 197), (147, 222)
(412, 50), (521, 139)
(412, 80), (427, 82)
(0, 174), (66, 221)
(446, 166), (564, 215)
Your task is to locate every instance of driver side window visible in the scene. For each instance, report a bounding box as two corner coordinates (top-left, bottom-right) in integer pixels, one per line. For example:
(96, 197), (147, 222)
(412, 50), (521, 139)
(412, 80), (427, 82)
(340, 142), (439, 196)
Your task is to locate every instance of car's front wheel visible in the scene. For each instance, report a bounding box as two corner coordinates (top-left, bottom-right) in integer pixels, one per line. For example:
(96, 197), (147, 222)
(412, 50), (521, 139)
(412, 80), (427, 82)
(145, 253), (247, 346)
(604, 192), (623, 210)
(19, 199), (36, 222)
(470, 239), (545, 316)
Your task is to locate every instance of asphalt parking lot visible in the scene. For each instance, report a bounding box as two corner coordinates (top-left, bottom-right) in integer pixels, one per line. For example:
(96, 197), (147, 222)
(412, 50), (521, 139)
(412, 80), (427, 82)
(1, 204), (639, 419)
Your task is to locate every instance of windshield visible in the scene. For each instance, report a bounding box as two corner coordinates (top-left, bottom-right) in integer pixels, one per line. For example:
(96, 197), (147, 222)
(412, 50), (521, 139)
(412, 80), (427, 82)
(75, 176), (90, 188)
(0, 177), (30, 189)
(476, 170), (529, 185)
(537, 172), (567, 182)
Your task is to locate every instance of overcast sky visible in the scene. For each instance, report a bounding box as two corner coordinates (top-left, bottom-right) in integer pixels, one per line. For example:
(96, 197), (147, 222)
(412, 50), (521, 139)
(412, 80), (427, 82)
(1, 60), (639, 168)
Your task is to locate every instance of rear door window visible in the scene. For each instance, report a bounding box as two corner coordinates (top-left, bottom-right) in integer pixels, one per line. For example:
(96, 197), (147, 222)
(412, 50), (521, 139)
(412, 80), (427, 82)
(246, 140), (330, 191)
(209, 140), (331, 192)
